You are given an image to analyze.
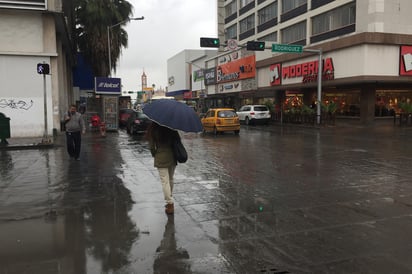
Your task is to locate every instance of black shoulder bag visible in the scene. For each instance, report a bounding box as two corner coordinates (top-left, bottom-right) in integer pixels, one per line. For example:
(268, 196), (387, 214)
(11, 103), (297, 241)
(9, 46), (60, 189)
(172, 133), (188, 163)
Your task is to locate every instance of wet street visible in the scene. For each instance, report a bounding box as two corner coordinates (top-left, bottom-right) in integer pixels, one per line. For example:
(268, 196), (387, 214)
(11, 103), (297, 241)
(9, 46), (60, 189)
(1, 123), (412, 273)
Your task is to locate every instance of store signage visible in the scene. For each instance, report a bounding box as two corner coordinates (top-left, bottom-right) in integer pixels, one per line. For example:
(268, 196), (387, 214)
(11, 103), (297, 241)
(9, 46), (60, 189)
(217, 55), (255, 83)
(204, 67), (216, 85)
(270, 58), (335, 86)
(95, 77), (121, 94)
(193, 69), (204, 82)
(183, 91), (192, 99)
(218, 81), (241, 93)
(270, 64), (281, 86)
(400, 45), (412, 76)
(168, 76), (175, 86)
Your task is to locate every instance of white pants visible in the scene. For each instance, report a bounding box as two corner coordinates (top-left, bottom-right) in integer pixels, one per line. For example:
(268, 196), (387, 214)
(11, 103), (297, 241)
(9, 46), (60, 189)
(158, 166), (176, 204)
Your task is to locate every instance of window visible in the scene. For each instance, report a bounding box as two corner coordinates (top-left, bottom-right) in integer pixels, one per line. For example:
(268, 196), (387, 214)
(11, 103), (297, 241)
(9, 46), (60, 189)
(218, 110), (237, 118)
(254, 106), (268, 111)
(240, 0), (254, 8)
(258, 1), (277, 25)
(282, 0), (306, 13)
(240, 14), (255, 34)
(312, 3), (356, 35)
(225, 24), (237, 40)
(225, 1), (237, 17)
(258, 32), (277, 42)
(281, 21), (306, 44)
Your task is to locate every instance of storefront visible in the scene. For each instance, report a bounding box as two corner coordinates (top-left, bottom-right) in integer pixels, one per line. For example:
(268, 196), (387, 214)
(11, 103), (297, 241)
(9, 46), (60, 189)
(90, 77), (122, 131)
(256, 33), (412, 124)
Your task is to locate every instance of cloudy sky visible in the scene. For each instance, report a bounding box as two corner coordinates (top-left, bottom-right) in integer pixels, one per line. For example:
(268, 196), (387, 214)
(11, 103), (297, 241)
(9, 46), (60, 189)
(113, 0), (217, 92)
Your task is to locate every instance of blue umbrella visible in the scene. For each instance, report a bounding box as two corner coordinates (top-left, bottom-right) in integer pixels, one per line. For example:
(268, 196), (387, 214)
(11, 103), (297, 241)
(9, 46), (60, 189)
(142, 99), (203, 133)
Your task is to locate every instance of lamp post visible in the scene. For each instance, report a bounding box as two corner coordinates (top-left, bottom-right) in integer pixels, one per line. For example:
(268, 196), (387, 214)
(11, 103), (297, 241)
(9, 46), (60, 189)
(107, 16), (144, 76)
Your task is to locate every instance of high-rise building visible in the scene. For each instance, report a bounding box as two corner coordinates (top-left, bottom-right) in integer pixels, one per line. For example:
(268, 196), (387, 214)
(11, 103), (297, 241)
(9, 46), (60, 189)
(208, 0), (412, 124)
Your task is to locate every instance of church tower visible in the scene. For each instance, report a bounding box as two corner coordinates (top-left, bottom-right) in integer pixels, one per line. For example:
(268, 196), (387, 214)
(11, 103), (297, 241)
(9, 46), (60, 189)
(141, 70), (147, 89)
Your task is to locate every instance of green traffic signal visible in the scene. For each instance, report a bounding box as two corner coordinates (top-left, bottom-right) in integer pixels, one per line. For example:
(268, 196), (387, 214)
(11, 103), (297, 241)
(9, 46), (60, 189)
(246, 41), (265, 51)
(200, 37), (220, 48)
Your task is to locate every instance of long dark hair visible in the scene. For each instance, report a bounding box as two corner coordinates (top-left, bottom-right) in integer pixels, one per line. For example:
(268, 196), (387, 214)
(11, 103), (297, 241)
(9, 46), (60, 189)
(146, 122), (177, 144)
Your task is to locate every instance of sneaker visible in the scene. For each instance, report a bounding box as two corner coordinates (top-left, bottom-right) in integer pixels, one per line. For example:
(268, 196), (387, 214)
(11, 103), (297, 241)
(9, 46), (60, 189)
(165, 203), (174, 214)
(75, 157), (80, 161)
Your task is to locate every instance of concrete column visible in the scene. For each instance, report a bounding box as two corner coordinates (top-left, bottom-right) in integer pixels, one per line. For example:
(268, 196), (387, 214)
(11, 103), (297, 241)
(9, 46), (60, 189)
(360, 86), (376, 125)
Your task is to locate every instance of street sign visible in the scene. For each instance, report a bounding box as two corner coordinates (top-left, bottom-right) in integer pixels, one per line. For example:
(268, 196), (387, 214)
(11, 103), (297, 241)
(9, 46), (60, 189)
(37, 63), (50, 74)
(272, 44), (303, 53)
(227, 39), (238, 50)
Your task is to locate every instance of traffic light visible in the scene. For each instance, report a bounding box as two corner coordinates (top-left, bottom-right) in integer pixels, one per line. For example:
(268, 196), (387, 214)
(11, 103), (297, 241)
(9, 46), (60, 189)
(37, 63), (50, 74)
(200, 37), (220, 48)
(246, 41), (265, 51)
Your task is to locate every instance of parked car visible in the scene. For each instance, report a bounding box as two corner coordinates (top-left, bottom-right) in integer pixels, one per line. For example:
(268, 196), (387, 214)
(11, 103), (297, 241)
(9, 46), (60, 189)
(236, 105), (271, 125)
(201, 108), (240, 135)
(126, 111), (151, 134)
(119, 108), (134, 127)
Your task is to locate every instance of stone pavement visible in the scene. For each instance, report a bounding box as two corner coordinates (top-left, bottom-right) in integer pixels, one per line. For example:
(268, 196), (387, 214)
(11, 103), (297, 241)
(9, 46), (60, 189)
(0, 130), (235, 274)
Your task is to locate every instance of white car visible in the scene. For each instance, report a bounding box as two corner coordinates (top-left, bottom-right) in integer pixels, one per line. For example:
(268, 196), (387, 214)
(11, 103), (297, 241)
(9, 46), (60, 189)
(236, 105), (271, 125)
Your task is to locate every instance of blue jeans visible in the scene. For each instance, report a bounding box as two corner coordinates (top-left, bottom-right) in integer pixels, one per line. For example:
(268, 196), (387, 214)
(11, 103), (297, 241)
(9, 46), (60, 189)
(66, 131), (81, 159)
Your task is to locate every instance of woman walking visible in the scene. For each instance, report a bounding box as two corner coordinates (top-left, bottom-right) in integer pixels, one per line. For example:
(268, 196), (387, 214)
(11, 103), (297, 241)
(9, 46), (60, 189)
(146, 122), (181, 214)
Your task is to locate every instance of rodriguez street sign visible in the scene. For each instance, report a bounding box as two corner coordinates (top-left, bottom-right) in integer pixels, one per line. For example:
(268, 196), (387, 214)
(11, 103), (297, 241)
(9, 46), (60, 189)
(272, 44), (303, 53)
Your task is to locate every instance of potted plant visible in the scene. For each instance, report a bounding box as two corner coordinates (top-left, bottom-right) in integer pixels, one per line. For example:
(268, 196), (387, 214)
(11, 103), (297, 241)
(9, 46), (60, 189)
(322, 101), (338, 125)
(398, 102), (412, 125)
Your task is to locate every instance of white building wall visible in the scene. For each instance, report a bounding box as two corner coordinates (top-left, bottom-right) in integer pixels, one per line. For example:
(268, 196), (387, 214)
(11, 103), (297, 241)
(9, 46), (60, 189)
(0, 12), (43, 52)
(167, 51), (189, 93)
(356, 0), (412, 33)
(0, 11), (62, 138)
(167, 49), (218, 94)
(1, 55), (53, 137)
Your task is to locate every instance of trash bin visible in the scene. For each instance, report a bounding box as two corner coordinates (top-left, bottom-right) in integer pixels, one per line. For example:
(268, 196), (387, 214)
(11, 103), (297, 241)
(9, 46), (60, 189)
(0, 112), (11, 145)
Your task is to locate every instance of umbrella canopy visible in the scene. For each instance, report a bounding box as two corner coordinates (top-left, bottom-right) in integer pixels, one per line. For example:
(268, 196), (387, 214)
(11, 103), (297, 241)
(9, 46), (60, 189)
(142, 99), (203, 133)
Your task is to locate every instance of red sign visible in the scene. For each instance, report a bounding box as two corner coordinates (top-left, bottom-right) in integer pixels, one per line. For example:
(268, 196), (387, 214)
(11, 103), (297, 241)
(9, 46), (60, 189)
(270, 58), (335, 86)
(400, 45), (412, 76)
(270, 64), (281, 86)
(183, 91), (192, 99)
(217, 55), (255, 83)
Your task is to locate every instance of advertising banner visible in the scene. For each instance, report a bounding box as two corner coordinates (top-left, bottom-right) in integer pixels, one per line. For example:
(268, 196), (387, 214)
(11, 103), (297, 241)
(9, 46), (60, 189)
(95, 77), (121, 94)
(217, 55), (256, 83)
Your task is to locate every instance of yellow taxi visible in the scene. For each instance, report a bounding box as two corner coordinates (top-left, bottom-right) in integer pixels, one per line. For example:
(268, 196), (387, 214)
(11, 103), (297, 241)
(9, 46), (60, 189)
(201, 108), (240, 135)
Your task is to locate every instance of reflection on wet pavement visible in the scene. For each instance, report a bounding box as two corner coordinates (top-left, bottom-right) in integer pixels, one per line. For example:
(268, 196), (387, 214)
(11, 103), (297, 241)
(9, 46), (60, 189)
(1, 125), (412, 273)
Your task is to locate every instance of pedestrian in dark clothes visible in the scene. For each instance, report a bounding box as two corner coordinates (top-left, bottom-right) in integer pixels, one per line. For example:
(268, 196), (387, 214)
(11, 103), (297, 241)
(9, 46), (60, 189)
(64, 104), (86, 160)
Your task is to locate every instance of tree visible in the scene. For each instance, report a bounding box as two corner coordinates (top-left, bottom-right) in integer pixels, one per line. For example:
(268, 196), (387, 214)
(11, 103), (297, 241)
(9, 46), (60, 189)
(73, 0), (133, 77)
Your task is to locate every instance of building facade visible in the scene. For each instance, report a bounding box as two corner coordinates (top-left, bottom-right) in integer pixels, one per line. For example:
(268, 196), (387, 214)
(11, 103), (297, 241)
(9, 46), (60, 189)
(167, 49), (217, 110)
(202, 0), (412, 124)
(0, 0), (74, 138)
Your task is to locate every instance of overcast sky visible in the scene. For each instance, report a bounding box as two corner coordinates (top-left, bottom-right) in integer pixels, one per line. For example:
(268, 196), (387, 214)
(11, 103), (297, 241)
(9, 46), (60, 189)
(113, 0), (217, 92)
